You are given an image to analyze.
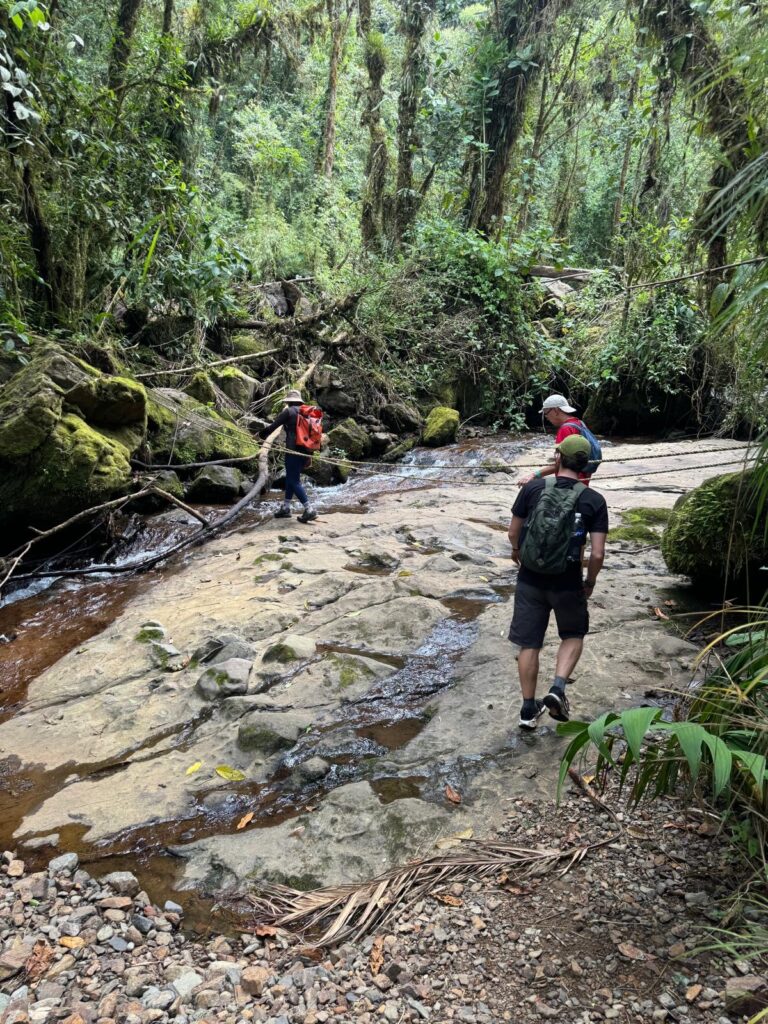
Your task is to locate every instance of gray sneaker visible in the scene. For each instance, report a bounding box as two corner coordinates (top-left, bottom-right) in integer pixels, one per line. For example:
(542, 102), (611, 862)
(298, 508), (318, 523)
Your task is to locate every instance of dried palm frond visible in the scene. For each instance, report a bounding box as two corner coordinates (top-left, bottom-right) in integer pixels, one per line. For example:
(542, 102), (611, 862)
(244, 824), (620, 947)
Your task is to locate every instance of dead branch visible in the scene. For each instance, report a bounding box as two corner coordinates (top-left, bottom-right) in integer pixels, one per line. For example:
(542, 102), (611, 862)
(134, 347), (281, 379)
(149, 486), (210, 526)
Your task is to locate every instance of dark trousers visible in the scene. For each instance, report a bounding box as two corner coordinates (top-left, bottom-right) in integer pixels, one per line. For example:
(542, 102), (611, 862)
(284, 453), (309, 505)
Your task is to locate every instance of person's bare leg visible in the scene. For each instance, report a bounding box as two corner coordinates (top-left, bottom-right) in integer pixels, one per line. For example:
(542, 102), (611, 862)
(518, 648), (540, 700)
(555, 637), (583, 680)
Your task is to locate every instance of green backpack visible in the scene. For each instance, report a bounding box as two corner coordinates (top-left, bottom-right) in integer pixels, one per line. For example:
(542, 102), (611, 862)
(520, 478), (586, 575)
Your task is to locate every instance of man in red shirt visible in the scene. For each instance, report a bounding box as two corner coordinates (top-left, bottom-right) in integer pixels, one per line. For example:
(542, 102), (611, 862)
(518, 394), (591, 486)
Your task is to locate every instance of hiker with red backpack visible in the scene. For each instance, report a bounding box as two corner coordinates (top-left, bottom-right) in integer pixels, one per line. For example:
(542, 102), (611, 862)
(518, 394), (602, 486)
(260, 389), (323, 523)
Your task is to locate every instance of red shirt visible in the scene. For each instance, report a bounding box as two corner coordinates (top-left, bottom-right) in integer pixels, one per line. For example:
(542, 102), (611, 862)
(555, 417), (590, 483)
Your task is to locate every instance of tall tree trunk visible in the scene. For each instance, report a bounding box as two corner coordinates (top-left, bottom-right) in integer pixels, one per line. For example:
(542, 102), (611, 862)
(516, 70), (549, 232)
(389, 0), (435, 248)
(108, 0), (144, 94)
(21, 165), (57, 314)
(318, 1), (351, 179)
(465, 0), (564, 236)
(610, 69), (639, 244)
(161, 0), (173, 37)
(632, 0), (757, 291)
(358, 0), (388, 247)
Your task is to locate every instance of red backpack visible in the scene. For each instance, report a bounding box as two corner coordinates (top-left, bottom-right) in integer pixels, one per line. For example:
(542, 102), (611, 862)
(295, 404), (323, 451)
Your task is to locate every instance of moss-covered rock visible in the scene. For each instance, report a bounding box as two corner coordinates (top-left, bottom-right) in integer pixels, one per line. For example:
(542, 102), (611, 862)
(146, 388), (259, 467)
(67, 375), (147, 427)
(186, 465), (243, 504)
(0, 413), (133, 529)
(0, 346), (144, 530)
(380, 401), (422, 433)
(422, 406), (460, 446)
(661, 471), (768, 590)
(327, 418), (371, 460)
(382, 437), (416, 463)
(211, 366), (255, 409)
(184, 371), (217, 406)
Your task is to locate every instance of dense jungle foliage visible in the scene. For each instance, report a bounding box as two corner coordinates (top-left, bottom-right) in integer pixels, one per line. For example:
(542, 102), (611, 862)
(1, 0), (767, 432)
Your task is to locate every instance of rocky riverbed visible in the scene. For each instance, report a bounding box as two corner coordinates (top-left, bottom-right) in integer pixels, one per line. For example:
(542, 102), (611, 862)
(0, 785), (761, 1024)
(0, 436), (754, 908)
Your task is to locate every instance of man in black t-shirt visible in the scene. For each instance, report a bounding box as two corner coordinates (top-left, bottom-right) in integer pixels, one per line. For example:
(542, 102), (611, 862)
(507, 434), (609, 729)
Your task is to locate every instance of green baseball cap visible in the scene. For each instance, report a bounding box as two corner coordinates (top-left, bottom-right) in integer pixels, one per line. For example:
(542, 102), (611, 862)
(557, 434), (591, 458)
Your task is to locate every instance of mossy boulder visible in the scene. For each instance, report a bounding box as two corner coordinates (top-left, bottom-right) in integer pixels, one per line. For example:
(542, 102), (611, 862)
(382, 437), (416, 463)
(186, 465), (243, 504)
(661, 471), (768, 590)
(380, 401), (422, 434)
(327, 418), (371, 460)
(211, 366), (255, 409)
(422, 406), (460, 447)
(67, 375), (147, 428)
(0, 413), (133, 530)
(184, 371), (217, 406)
(146, 388), (259, 467)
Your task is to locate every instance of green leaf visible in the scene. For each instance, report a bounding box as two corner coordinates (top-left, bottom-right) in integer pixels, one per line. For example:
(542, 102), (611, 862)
(672, 722), (706, 784)
(215, 764), (246, 782)
(587, 711), (619, 762)
(141, 224), (162, 284)
(701, 733), (733, 799)
(709, 282), (730, 317)
(619, 707), (661, 762)
(731, 749), (767, 789)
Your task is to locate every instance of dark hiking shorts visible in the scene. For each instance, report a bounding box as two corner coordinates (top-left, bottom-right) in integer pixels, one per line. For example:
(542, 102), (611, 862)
(508, 581), (589, 649)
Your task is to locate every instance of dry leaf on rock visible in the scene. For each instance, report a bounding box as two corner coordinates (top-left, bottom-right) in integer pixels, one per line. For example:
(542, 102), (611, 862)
(435, 894), (462, 907)
(370, 935), (384, 974)
(435, 827), (473, 850)
(254, 924), (277, 937)
(617, 941), (653, 961)
(237, 811), (254, 830)
(24, 940), (53, 982)
(444, 784), (461, 804)
(59, 936), (86, 949)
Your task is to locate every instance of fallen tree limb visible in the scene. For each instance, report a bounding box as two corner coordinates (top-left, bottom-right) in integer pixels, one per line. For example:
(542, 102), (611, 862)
(149, 487), (210, 526)
(134, 347), (281, 379)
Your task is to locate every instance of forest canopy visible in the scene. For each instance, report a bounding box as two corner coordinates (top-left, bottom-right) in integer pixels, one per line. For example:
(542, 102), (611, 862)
(1, 0), (767, 433)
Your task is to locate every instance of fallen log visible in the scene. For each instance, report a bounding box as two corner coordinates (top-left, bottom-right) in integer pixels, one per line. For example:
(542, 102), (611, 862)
(225, 291), (363, 330)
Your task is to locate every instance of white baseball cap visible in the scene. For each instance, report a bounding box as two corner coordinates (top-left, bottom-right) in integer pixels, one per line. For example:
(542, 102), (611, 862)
(540, 393), (576, 414)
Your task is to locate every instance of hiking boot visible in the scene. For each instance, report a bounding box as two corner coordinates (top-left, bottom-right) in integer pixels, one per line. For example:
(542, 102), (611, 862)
(274, 507), (292, 519)
(298, 508), (318, 524)
(543, 688), (570, 722)
(518, 699), (546, 731)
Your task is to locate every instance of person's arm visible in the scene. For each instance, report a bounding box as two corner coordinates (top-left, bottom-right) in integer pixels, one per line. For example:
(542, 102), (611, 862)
(508, 514), (525, 564)
(583, 532), (606, 597)
(517, 462), (556, 487)
(259, 407), (288, 439)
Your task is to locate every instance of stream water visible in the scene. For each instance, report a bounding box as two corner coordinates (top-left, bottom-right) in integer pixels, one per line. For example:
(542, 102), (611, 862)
(0, 433), (713, 933)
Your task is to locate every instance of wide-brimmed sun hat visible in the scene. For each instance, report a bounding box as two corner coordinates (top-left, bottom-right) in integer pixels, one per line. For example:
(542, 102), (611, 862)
(540, 393), (576, 414)
(284, 389), (303, 404)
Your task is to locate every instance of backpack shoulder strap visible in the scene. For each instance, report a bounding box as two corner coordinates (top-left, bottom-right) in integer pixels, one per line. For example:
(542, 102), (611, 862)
(544, 476), (556, 490)
(572, 482), (586, 498)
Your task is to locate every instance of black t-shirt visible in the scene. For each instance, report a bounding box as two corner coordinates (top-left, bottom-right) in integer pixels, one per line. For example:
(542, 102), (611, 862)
(511, 477), (609, 591)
